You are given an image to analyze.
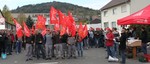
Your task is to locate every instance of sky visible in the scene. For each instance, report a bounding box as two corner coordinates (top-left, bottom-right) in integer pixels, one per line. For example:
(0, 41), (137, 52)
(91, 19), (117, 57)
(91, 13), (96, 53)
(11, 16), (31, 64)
(0, 0), (111, 10)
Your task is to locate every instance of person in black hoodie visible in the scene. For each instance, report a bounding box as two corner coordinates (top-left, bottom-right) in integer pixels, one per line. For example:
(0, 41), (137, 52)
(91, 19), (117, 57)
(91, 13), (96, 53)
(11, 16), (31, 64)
(25, 30), (34, 61)
(60, 33), (68, 58)
(35, 30), (45, 60)
(140, 27), (148, 54)
(119, 28), (127, 64)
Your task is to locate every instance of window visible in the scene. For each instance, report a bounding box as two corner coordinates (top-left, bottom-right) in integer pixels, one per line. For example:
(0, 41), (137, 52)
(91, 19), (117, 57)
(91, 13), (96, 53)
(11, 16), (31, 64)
(103, 11), (108, 17)
(112, 22), (116, 28)
(121, 5), (127, 13)
(112, 8), (117, 14)
(104, 22), (109, 28)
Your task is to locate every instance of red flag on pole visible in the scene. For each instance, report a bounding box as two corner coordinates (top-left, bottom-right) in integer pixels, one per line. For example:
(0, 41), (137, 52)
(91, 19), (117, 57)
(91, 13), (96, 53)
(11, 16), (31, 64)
(35, 15), (46, 30)
(82, 24), (88, 39)
(58, 10), (65, 25)
(23, 22), (31, 37)
(31, 25), (35, 34)
(60, 25), (66, 36)
(50, 6), (58, 24)
(12, 18), (23, 38)
(71, 24), (76, 37)
(78, 22), (83, 38)
(41, 28), (47, 36)
(54, 23), (60, 31)
(68, 11), (74, 23)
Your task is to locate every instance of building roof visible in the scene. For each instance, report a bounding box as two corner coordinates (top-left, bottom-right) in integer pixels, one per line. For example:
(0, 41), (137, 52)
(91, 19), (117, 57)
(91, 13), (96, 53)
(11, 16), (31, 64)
(101, 0), (130, 11)
(90, 19), (101, 24)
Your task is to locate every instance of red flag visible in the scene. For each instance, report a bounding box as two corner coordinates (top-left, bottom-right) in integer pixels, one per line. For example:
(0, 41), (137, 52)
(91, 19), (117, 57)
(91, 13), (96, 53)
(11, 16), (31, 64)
(58, 10), (65, 25)
(65, 16), (72, 28)
(23, 22), (31, 37)
(78, 22), (83, 38)
(71, 24), (76, 37)
(41, 28), (47, 36)
(54, 23), (60, 31)
(12, 18), (23, 38)
(31, 25), (35, 34)
(60, 25), (66, 36)
(35, 15), (46, 30)
(82, 24), (88, 38)
(68, 11), (74, 23)
(50, 6), (58, 24)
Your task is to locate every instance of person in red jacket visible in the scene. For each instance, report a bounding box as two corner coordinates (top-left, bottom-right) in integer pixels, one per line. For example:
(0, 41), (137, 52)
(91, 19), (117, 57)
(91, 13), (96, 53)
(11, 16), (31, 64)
(105, 28), (115, 59)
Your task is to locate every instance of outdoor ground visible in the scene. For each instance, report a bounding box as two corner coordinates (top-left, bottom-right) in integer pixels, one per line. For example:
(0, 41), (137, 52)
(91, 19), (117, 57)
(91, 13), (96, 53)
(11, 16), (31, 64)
(0, 48), (149, 64)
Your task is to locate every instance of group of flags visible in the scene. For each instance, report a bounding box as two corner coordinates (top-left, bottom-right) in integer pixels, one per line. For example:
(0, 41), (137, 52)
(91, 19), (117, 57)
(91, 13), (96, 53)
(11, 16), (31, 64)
(12, 6), (88, 39)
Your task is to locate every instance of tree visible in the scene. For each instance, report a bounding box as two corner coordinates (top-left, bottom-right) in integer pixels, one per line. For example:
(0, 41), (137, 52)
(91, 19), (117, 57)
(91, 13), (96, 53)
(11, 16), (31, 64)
(2, 5), (13, 24)
(17, 12), (26, 26)
(26, 15), (34, 28)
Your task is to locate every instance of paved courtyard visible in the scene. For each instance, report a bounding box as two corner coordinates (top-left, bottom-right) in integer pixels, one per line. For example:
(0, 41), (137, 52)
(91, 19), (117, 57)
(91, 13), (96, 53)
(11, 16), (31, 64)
(0, 48), (148, 64)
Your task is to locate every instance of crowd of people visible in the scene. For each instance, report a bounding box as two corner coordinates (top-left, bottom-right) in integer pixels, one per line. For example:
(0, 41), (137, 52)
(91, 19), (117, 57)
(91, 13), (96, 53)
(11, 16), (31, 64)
(0, 27), (148, 64)
(0, 28), (106, 61)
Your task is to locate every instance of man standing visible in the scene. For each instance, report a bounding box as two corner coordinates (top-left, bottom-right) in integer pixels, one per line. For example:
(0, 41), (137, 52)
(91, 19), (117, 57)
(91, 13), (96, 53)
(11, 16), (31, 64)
(67, 33), (76, 59)
(45, 30), (53, 60)
(53, 31), (62, 59)
(76, 32), (83, 57)
(140, 27), (148, 54)
(119, 28), (127, 64)
(26, 31), (33, 61)
(60, 33), (68, 58)
(35, 30), (45, 60)
(112, 28), (120, 57)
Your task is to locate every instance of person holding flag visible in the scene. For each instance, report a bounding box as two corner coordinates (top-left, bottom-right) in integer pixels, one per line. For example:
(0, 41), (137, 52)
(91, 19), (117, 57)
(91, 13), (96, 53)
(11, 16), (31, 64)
(75, 32), (84, 57)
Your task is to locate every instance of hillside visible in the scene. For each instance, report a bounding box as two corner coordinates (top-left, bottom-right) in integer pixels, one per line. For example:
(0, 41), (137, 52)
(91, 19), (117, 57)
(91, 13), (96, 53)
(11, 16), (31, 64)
(11, 1), (100, 16)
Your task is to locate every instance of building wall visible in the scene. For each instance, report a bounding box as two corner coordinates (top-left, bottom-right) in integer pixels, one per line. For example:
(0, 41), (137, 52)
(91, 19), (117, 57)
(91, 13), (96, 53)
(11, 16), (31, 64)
(101, 3), (130, 30)
(131, 0), (150, 14)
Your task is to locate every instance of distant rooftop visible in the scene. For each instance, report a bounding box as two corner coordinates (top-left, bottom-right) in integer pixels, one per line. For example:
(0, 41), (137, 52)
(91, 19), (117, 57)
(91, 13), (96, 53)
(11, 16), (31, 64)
(101, 0), (130, 11)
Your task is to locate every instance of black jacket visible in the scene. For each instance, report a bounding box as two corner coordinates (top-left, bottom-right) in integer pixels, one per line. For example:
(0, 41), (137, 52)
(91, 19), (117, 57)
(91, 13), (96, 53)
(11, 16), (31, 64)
(60, 34), (68, 43)
(35, 33), (43, 44)
(119, 33), (127, 50)
(52, 34), (60, 44)
(140, 30), (148, 43)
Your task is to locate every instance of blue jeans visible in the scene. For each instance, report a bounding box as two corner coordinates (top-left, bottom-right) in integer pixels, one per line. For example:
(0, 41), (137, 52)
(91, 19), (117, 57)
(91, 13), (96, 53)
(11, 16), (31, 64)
(120, 50), (126, 63)
(16, 40), (22, 53)
(107, 46), (115, 57)
(114, 42), (119, 57)
(77, 42), (83, 57)
(141, 43), (147, 54)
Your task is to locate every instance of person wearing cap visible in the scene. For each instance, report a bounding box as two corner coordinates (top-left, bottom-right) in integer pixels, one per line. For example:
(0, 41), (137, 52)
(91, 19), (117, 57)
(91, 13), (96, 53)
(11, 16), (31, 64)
(105, 28), (115, 59)
(45, 29), (53, 60)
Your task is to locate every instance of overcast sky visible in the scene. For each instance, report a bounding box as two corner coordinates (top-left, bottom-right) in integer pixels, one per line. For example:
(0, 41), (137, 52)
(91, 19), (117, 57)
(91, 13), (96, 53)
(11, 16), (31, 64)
(0, 0), (111, 10)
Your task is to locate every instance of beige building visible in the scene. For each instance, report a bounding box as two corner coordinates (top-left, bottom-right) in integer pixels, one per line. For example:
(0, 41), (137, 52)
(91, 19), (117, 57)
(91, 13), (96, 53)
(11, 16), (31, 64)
(100, 0), (130, 30)
(100, 0), (150, 30)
